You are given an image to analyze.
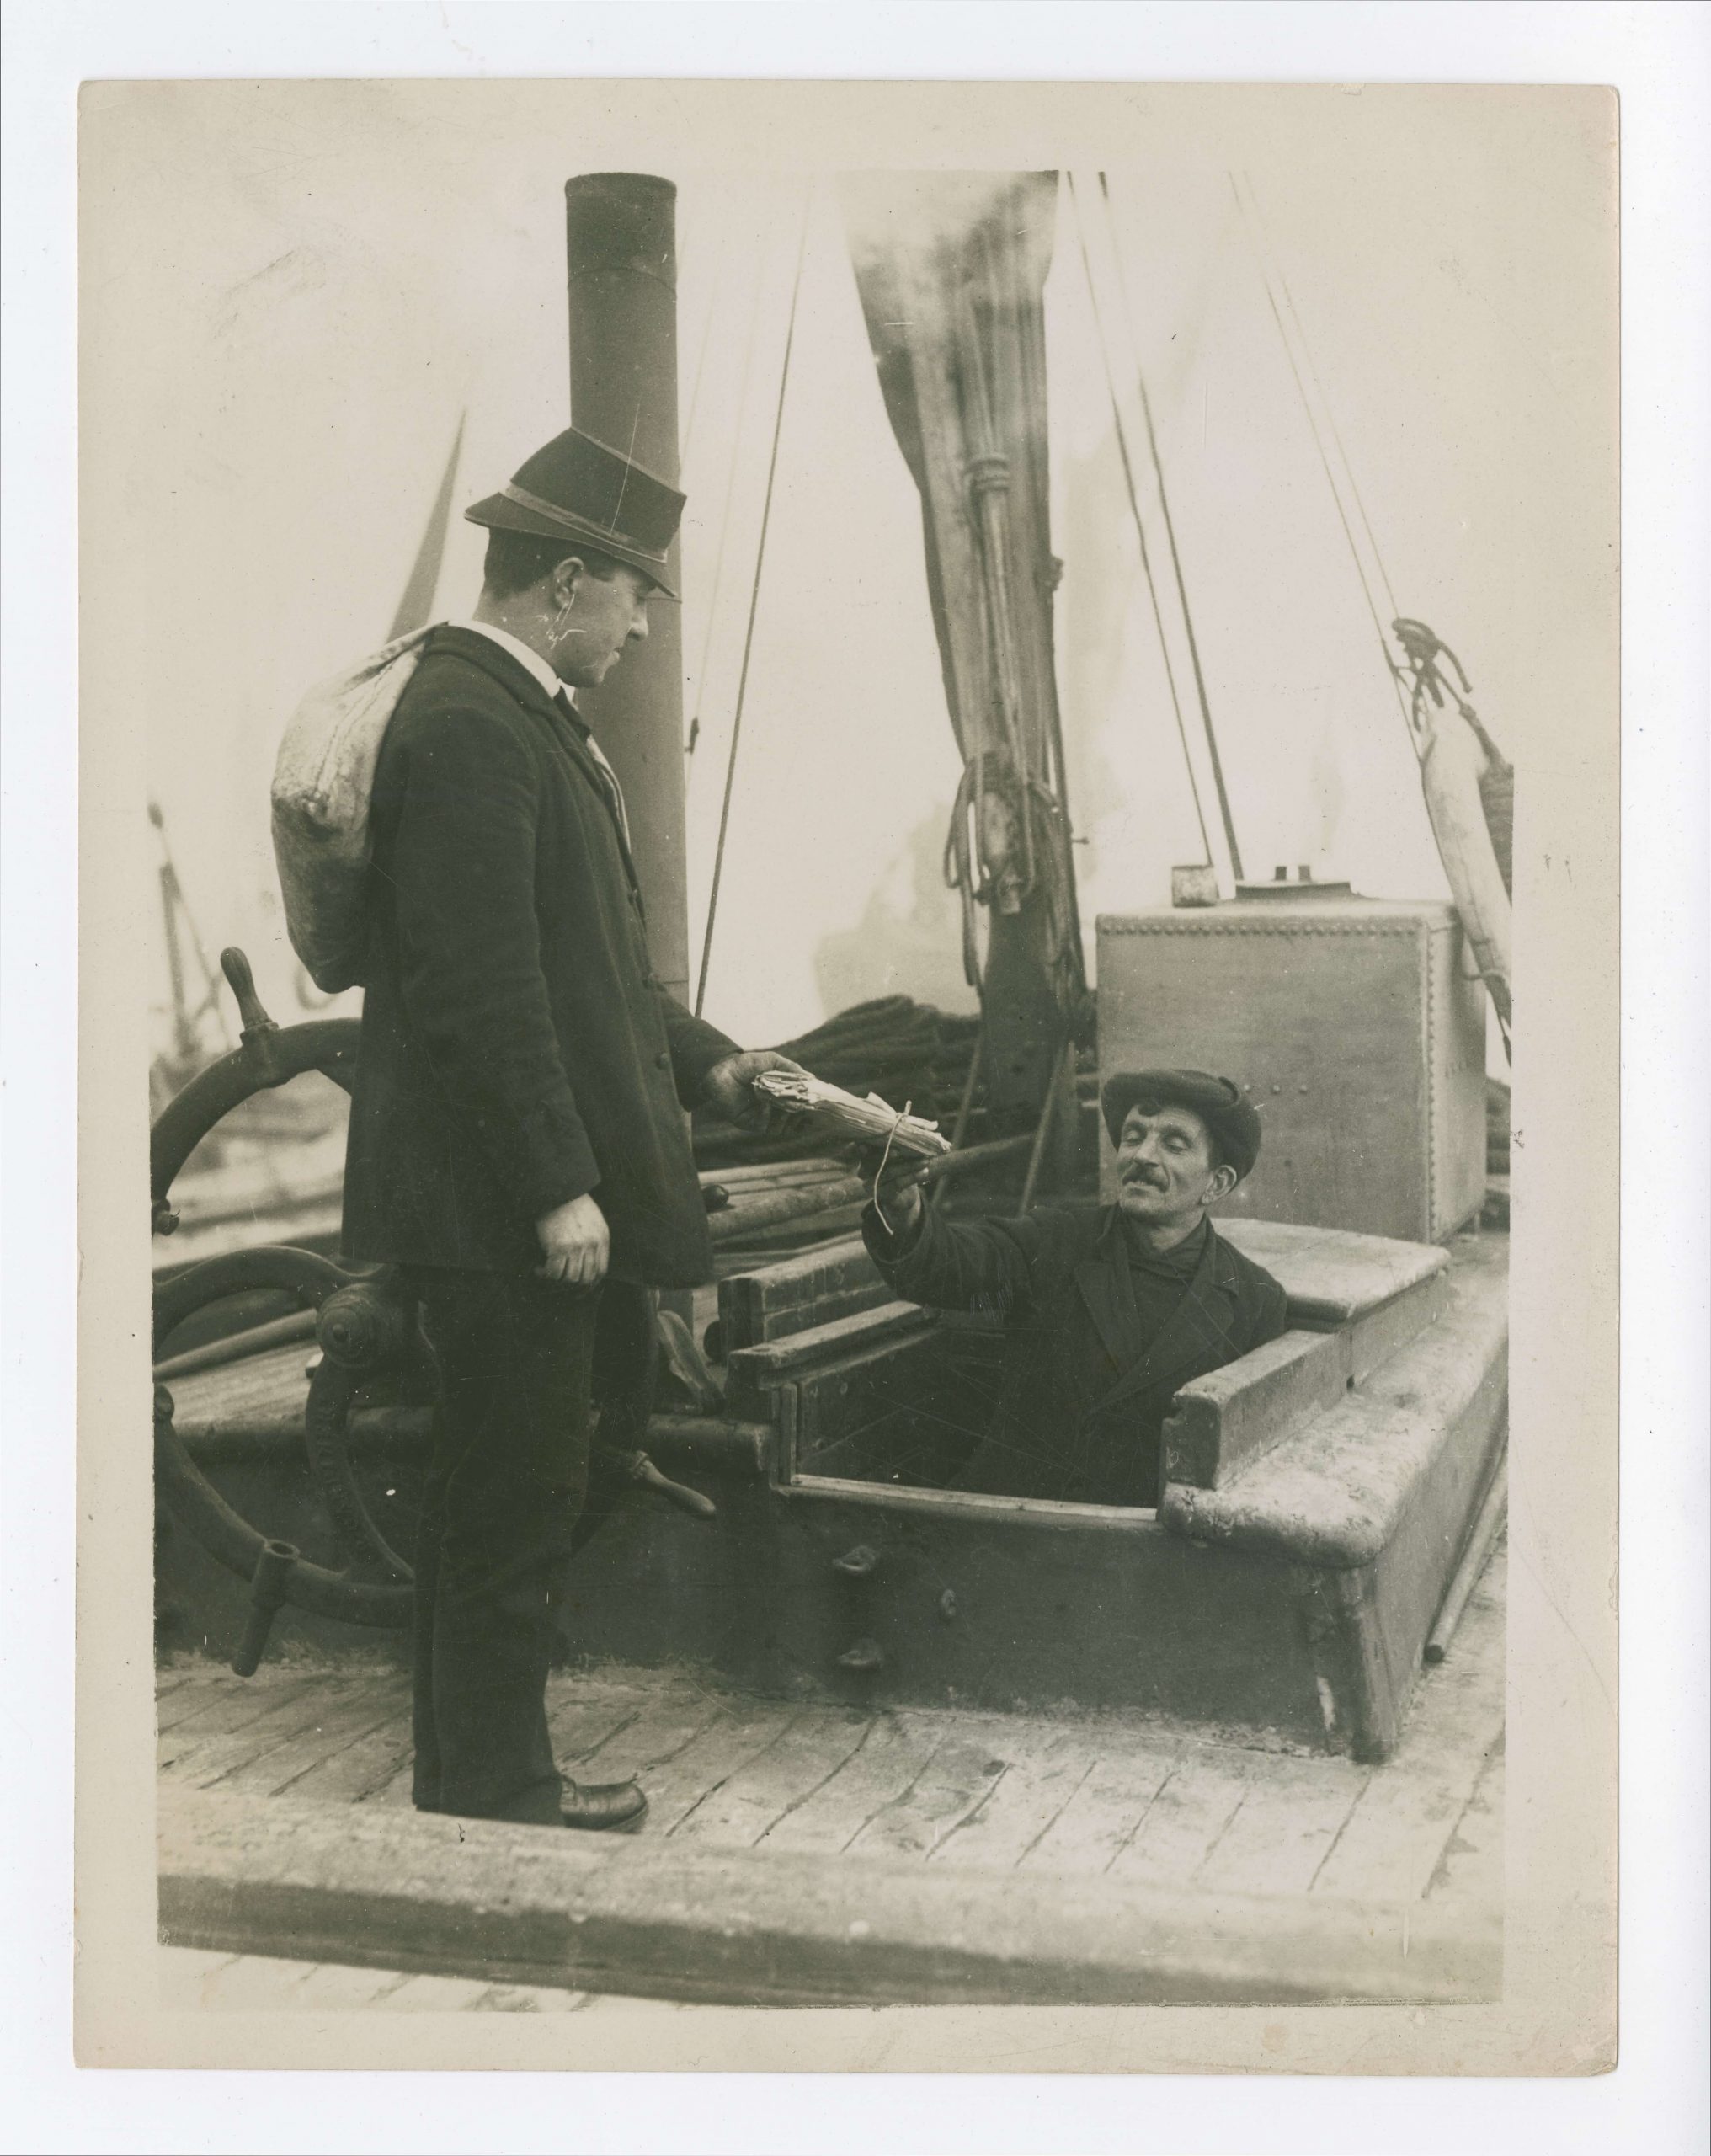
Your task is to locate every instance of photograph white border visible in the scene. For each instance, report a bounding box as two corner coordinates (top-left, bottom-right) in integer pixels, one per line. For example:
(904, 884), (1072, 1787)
(5, 3), (1707, 2150)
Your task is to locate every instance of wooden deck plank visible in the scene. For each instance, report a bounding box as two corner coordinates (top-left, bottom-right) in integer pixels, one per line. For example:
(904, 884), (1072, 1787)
(333, 1683), (714, 1812)
(159, 1677), (376, 1785)
(929, 1725), (1101, 1872)
(757, 1711), (945, 1855)
(157, 1668), (322, 1738)
(1314, 1553), (1506, 1903)
(158, 1944), (656, 2013)
(157, 1946), (240, 2004)
(285, 1713), (416, 1805)
(1196, 1753), (1369, 1896)
(562, 1689), (731, 1785)
(213, 1707), (408, 1799)
(1016, 1742), (1184, 1876)
(335, 1684), (869, 1829)
(158, 1947), (326, 2010)
(544, 1690), (653, 1768)
(197, 1678), (411, 1794)
(377, 1973), (504, 2013)
(1106, 1750), (1254, 1884)
(1425, 1745), (1505, 1908)
(624, 1699), (806, 1835)
(845, 1729), (1009, 1861)
(670, 1708), (872, 1848)
(230, 1692), (413, 1801)
(465, 1982), (591, 2012)
(278, 1960), (420, 2010)
(574, 1990), (691, 2013)
(1314, 1750), (1493, 1903)
(203, 1673), (409, 1793)
(368, 1755), (417, 1809)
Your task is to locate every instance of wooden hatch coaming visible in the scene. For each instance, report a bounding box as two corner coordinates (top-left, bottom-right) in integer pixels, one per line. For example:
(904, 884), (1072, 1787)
(563, 1218), (1506, 1761)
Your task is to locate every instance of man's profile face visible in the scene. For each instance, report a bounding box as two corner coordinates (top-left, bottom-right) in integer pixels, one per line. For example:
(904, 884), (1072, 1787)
(1115, 1102), (1225, 1225)
(554, 563), (656, 689)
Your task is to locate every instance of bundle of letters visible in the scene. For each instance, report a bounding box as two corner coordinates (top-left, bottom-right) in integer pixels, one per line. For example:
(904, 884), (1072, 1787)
(750, 1070), (952, 1160)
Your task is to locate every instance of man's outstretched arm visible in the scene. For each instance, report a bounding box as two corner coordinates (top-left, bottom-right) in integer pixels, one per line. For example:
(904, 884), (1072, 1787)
(857, 1155), (1037, 1321)
(658, 992), (811, 1136)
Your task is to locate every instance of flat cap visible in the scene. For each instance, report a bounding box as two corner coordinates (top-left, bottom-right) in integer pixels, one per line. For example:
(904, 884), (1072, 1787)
(1101, 1068), (1263, 1182)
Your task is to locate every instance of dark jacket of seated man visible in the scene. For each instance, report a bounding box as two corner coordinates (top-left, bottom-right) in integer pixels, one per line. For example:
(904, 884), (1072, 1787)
(860, 1069), (1288, 1510)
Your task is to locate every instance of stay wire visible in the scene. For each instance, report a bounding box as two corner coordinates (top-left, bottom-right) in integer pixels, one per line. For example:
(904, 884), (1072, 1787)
(684, 221), (770, 757)
(1067, 173), (1215, 871)
(1239, 173), (1402, 625)
(1096, 173), (1245, 882)
(694, 184), (813, 1018)
(149, 803), (232, 1034)
(679, 207), (728, 473)
(1229, 173), (1416, 743)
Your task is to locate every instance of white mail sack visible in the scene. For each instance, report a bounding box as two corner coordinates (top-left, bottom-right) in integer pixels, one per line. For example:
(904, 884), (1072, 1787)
(269, 626), (436, 993)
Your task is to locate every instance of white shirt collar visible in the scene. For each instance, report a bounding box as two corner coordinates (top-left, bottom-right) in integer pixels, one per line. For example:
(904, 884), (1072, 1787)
(446, 617), (630, 845)
(447, 617), (569, 708)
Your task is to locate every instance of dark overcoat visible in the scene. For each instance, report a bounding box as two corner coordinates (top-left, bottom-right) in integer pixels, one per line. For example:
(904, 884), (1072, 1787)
(343, 626), (738, 1284)
(862, 1201), (1289, 1508)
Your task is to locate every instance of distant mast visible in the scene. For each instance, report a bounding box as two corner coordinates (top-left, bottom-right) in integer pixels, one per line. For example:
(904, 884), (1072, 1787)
(564, 173), (690, 1006)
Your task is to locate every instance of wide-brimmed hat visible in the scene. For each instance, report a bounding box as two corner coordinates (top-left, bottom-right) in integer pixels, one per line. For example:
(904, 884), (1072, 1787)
(1100, 1068), (1263, 1181)
(465, 425), (684, 598)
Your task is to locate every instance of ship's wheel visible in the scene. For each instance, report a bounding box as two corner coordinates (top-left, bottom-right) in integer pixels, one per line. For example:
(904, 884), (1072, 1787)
(153, 947), (719, 1675)
(152, 949), (418, 1668)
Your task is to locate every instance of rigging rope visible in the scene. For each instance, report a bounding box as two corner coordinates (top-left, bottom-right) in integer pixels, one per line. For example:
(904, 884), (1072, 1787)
(683, 226), (770, 760)
(148, 803), (233, 1046)
(1039, 572), (1088, 992)
(1229, 176), (1512, 1060)
(679, 211), (728, 474)
(693, 184), (813, 1017)
(1229, 173), (1418, 745)
(1093, 173), (1246, 882)
(1239, 175), (1403, 626)
(1065, 173), (1216, 875)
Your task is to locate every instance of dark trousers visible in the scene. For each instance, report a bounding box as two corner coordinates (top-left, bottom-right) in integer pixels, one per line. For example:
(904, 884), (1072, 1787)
(405, 1269), (657, 1824)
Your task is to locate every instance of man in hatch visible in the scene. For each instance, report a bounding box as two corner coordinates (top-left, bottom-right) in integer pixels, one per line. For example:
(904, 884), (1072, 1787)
(860, 1070), (1289, 1509)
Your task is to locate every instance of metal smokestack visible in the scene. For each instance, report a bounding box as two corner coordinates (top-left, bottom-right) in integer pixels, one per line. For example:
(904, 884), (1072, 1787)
(564, 173), (689, 1001)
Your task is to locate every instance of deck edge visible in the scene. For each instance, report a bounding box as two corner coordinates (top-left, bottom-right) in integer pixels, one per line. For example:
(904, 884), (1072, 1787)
(159, 1786), (1501, 2009)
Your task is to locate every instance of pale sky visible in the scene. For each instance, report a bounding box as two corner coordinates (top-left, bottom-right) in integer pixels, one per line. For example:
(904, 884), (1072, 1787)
(85, 82), (1608, 1062)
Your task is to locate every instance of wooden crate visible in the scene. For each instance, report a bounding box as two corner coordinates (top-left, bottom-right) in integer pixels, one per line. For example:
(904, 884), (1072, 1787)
(1096, 894), (1487, 1243)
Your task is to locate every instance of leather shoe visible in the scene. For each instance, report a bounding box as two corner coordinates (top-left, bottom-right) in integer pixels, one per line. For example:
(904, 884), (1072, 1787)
(561, 1777), (648, 1832)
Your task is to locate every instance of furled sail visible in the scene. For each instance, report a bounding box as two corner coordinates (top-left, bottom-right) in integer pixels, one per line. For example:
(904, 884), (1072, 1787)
(842, 173), (1084, 1122)
(1391, 620), (1514, 1045)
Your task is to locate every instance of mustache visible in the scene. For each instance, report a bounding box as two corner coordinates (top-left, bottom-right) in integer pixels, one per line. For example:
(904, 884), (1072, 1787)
(1122, 1166), (1168, 1187)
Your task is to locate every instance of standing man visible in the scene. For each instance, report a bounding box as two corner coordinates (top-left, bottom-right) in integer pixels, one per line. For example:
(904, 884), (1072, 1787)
(343, 426), (800, 1829)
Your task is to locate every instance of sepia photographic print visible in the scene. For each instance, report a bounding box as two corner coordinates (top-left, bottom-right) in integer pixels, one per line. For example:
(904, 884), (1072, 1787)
(73, 76), (1619, 2073)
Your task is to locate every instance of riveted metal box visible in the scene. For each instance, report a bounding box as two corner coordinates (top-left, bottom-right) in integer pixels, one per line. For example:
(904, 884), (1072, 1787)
(1096, 891), (1486, 1243)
